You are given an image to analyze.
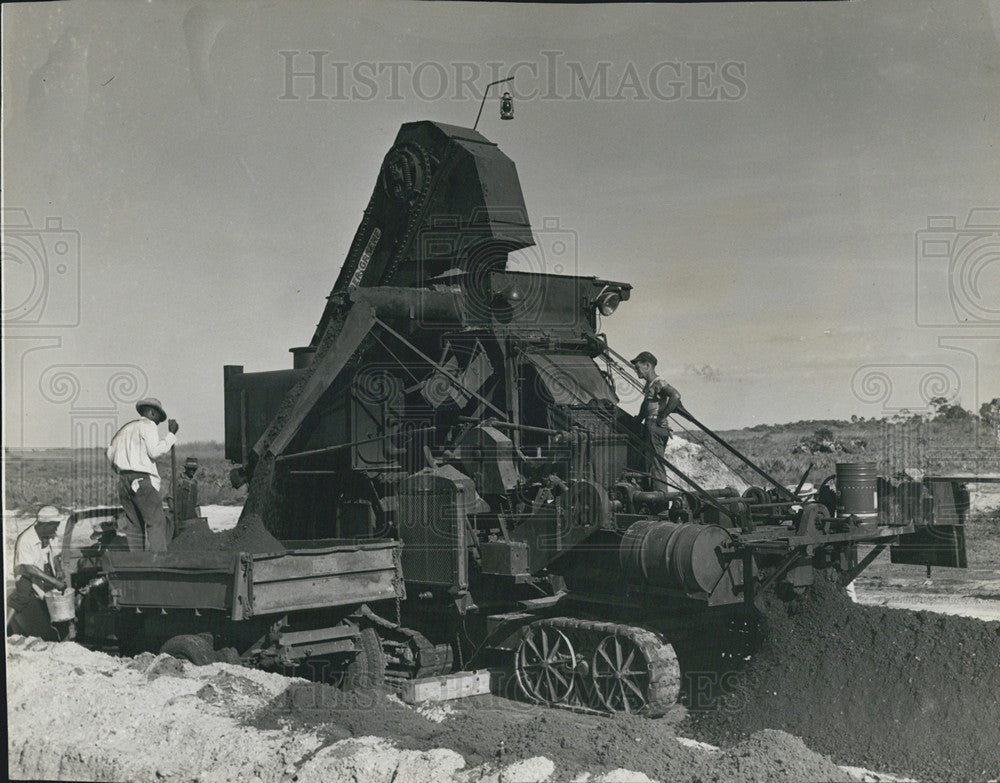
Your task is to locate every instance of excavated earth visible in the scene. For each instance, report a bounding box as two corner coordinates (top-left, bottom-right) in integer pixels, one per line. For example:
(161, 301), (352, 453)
(8, 635), (869, 783)
(253, 681), (860, 782)
(169, 512), (284, 553)
(8, 579), (999, 781)
(687, 577), (1000, 782)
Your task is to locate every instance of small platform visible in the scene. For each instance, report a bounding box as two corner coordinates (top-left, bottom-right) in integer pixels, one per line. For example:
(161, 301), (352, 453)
(398, 670), (491, 704)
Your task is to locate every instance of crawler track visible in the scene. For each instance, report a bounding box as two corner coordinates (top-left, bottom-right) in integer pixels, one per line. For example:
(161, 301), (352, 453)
(514, 617), (680, 716)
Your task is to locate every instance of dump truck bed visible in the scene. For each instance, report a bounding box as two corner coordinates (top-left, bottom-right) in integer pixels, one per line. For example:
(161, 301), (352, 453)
(101, 539), (403, 621)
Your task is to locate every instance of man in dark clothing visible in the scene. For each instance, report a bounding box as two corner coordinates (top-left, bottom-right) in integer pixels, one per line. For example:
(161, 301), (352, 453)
(172, 456), (201, 523)
(631, 351), (682, 485)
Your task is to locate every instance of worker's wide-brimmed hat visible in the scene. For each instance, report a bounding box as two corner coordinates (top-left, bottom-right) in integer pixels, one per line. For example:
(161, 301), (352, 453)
(35, 505), (64, 527)
(184, 456), (199, 469)
(630, 351), (658, 367)
(135, 397), (167, 423)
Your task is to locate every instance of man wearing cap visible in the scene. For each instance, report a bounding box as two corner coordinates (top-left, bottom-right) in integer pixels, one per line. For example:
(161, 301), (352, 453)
(171, 456), (201, 524)
(106, 398), (179, 551)
(630, 351), (681, 484)
(8, 506), (67, 640)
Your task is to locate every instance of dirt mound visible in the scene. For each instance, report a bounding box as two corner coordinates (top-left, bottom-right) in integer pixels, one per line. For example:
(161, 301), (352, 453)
(7, 636), (884, 782)
(6, 637), (311, 782)
(6, 638), (468, 783)
(442, 707), (849, 782)
(170, 512), (283, 553)
(254, 681), (851, 782)
(688, 576), (1000, 781)
(713, 730), (855, 783)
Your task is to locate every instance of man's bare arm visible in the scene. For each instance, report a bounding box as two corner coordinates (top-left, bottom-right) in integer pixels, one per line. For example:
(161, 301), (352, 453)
(656, 383), (681, 424)
(14, 564), (66, 591)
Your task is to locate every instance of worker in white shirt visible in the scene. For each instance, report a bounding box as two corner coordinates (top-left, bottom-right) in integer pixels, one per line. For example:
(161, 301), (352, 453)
(106, 397), (179, 551)
(8, 505), (67, 640)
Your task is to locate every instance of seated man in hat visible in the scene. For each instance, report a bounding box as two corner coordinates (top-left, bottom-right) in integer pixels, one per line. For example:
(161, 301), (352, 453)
(106, 397), (179, 552)
(8, 506), (68, 641)
(630, 351), (681, 485)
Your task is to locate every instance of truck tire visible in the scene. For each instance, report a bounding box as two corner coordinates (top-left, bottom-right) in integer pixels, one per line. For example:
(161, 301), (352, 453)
(344, 627), (385, 690)
(216, 646), (242, 665)
(160, 634), (215, 666)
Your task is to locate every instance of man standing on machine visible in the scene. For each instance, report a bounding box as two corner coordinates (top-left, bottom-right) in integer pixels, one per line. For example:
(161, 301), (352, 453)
(106, 397), (179, 551)
(631, 351), (681, 485)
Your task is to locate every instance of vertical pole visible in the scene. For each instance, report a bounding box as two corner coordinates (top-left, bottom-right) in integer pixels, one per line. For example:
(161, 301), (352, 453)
(170, 445), (178, 527)
(742, 549), (755, 606)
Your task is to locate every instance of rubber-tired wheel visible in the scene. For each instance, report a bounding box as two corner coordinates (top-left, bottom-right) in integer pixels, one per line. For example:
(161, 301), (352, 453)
(344, 627), (386, 690)
(160, 634), (216, 666)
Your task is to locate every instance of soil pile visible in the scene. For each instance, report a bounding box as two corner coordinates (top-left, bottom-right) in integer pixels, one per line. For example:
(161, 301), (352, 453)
(439, 706), (851, 782)
(170, 512), (283, 553)
(9, 636), (891, 782)
(688, 576), (1000, 781)
(7, 636), (313, 782)
(6, 637), (463, 783)
(255, 681), (852, 782)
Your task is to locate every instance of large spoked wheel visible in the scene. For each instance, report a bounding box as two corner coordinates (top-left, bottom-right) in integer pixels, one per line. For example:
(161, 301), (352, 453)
(515, 624), (577, 705)
(591, 633), (652, 713)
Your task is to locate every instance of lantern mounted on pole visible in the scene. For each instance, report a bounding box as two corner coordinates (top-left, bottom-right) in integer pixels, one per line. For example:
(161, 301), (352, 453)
(500, 91), (514, 120)
(473, 76), (514, 131)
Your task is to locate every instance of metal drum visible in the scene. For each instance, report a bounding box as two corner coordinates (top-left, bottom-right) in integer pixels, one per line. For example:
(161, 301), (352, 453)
(620, 520), (731, 593)
(668, 523), (732, 593)
(619, 519), (682, 586)
(836, 461), (878, 518)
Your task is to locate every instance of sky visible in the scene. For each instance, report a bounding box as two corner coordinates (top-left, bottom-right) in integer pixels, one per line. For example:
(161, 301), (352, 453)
(3, 0), (999, 449)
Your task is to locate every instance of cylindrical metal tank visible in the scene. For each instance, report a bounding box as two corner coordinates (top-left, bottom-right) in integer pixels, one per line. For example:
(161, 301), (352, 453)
(289, 346), (316, 369)
(350, 286), (465, 324)
(836, 461), (878, 518)
(619, 519), (732, 593)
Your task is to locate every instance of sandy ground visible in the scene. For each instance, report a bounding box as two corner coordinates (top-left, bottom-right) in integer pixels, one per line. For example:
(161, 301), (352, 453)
(853, 588), (1000, 621)
(6, 637), (468, 783)
(7, 636), (915, 783)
